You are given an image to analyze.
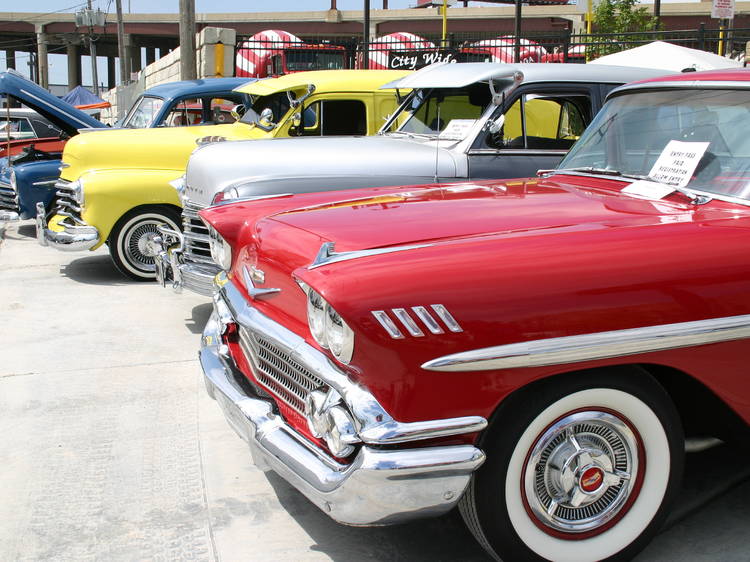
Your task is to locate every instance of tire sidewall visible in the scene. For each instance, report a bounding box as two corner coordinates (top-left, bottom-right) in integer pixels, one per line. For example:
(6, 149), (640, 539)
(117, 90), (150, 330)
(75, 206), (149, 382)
(472, 369), (683, 562)
(110, 207), (180, 281)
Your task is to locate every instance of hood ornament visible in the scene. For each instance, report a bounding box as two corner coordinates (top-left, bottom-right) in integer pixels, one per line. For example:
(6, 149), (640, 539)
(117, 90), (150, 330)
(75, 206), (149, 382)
(309, 241), (435, 270)
(243, 266), (280, 300)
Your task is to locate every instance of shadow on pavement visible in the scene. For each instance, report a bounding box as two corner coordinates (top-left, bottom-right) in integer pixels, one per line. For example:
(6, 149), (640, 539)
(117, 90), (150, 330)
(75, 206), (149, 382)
(59, 254), (135, 286)
(264, 471), (491, 561)
(16, 224), (36, 238)
(186, 302), (213, 334)
(254, 443), (750, 562)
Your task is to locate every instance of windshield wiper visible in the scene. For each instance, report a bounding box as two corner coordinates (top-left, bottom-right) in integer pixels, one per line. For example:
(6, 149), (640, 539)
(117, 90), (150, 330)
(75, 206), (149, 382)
(545, 168), (713, 205)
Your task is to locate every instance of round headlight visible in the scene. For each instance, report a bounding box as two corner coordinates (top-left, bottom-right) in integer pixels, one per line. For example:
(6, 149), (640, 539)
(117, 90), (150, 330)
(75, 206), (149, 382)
(208, 227), (232, 270)
(306, 289), (328, 348)
(325, 305), (354, 364)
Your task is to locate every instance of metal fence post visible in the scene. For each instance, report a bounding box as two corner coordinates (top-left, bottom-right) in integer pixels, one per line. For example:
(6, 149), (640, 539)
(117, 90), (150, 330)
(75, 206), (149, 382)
(698, 22), (706, 52)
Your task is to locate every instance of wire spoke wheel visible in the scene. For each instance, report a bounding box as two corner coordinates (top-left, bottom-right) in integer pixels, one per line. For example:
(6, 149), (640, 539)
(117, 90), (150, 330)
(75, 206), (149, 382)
(110, 207), (181, 281)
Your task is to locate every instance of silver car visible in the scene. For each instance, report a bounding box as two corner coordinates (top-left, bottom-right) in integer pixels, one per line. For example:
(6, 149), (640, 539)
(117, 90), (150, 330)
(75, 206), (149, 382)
(157, 63), (668, 295)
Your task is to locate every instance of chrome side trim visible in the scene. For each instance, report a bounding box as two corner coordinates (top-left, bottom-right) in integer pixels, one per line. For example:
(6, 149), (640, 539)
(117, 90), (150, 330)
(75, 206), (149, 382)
(309, 241), (434, 270)
(421, 314), (750, 372)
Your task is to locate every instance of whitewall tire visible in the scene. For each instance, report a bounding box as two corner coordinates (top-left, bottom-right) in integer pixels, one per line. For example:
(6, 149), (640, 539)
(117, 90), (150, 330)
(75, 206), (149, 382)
(459, 367), (684, 562)
(109, 206), (181, 281)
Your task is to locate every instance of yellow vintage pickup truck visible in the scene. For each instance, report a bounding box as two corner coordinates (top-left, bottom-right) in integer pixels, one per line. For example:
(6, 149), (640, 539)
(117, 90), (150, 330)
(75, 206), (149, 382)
(36, 69), (409, 280)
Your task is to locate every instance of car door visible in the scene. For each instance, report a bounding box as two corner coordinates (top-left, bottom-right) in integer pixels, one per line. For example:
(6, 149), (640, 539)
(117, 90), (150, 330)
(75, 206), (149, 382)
(468, 84), (597, 180)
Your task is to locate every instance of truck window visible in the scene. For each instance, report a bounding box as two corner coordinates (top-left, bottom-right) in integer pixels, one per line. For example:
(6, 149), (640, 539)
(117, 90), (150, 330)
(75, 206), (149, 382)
(165, 98), (203, 126)
(488, 93), (590, 150)
(301, 100), (367, 136)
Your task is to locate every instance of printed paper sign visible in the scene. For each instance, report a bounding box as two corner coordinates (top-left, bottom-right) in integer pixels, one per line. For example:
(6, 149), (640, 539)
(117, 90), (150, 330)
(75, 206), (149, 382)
(439, 119), (476, 140)
(622, 180), (676, 200)
(648, 140), (710, 188)
(712, 0), (735, 19)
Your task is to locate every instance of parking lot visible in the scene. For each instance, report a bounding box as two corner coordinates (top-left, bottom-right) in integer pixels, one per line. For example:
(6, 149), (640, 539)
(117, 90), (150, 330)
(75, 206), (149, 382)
(1, 218), (749, 562)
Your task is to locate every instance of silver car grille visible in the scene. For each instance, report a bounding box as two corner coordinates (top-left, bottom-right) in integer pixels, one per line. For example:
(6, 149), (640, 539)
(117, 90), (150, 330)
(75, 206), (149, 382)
(53, 179), (82, 223)
(182, 201), (214, 266)
(0, 179), (18, 212)
(237, 324), (327, 415)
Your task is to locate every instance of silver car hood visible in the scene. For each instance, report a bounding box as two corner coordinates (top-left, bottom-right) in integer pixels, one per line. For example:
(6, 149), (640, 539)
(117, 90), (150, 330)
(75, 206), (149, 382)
(184, 135), (462, 206)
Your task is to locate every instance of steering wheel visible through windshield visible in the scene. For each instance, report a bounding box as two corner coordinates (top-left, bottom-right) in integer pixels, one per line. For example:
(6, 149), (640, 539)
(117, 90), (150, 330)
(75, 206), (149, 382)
(240, 91), (292, 127)
(559, 88), (750, 202)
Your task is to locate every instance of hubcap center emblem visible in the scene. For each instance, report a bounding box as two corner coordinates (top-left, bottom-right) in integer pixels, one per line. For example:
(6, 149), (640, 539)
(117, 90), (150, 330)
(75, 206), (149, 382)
(579, 466), (605, 493)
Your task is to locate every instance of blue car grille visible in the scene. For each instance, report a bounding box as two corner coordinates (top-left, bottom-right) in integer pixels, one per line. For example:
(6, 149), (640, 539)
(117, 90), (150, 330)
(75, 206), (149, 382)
(0, 179), (19, 212)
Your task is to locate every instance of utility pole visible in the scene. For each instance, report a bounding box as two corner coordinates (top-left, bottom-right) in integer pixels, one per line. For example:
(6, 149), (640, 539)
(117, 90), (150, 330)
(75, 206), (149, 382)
(115, 0), (128, 84)
(179, 0), (197, 80)
(363, 0), (370, 69)
(76, 2), (105, 93)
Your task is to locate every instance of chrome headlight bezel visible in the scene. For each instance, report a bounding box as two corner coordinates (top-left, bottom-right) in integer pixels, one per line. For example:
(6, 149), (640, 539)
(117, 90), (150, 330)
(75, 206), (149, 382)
(207, 225), (232, 271)
(300, 283), (355, 365)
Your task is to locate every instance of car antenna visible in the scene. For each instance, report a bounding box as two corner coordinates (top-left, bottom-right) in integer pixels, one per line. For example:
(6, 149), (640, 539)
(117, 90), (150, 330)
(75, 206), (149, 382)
(434, 101), (441, 184)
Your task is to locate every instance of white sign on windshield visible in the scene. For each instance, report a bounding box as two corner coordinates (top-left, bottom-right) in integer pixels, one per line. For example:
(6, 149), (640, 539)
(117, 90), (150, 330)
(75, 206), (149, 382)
(648, 140), (710, 188)
(439, 119), (476, 140)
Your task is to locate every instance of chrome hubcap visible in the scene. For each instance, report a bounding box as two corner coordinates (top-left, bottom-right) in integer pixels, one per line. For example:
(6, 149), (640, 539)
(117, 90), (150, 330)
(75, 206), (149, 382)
(124, 220), (163, 271)
(524, 410), (639, 534)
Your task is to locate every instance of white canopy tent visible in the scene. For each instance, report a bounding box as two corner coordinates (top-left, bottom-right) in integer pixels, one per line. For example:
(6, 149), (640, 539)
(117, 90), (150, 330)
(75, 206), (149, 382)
(590, 41), (742, 72)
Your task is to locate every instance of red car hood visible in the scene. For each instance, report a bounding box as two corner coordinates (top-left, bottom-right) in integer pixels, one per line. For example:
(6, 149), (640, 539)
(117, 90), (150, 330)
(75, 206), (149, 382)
(263, 175), (722, 253)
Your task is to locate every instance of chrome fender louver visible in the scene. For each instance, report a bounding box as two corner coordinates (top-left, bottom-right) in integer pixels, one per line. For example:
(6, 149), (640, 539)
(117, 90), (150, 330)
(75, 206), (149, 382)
(372, 305), (463, 339)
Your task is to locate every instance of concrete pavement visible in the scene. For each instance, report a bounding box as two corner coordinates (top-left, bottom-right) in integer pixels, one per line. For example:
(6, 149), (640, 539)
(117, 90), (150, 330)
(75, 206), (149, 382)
(1, 219), (748, 561)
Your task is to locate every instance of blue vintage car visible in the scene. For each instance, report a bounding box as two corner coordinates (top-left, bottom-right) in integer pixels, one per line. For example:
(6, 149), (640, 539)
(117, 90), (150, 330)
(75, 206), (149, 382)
(0, 74), (251, 221)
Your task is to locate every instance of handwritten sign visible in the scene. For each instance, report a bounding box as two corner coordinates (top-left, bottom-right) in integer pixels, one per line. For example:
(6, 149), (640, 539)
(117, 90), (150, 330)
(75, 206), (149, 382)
(388, 50), (458, 70)
(648, 140), (710, 188)
(622, 180), (675, 200)
(439, 119), (477, 140)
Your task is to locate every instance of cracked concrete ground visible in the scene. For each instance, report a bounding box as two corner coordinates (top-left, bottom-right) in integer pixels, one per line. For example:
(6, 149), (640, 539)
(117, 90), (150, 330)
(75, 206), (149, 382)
(1, 219), (748, 561)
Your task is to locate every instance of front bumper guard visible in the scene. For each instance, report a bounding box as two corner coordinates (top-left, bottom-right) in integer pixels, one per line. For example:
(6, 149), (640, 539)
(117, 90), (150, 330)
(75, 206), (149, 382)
(35, 202), (99, 251)
(201, 287), (486, 525)
(154, 226), (217, 296)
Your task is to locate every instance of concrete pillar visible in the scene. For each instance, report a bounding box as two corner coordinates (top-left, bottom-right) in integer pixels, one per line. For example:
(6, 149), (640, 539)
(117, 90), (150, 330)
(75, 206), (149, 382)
(145, 47), (156, 66)
(122, 33), (132, 81)
(107, 56), (116, 90)
(66, 43), (81, 90)
(4, 49), (15, 70)
(35, 25), (49, 89)
(129, 43), (141, 73)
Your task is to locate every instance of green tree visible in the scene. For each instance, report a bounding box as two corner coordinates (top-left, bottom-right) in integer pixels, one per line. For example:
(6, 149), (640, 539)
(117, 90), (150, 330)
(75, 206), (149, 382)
(592, 0), (658, 56)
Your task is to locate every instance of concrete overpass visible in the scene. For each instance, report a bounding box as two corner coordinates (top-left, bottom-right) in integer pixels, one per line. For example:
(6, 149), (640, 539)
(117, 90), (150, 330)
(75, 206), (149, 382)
(1, 5), (748, 92)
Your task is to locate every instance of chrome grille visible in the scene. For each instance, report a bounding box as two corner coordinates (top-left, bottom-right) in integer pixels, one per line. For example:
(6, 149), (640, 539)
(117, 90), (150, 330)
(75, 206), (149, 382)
(237, 324), (327, 414)
(182, 201), (214, 266)
(53, 179), (82, 223)
(0, 179), (18, 212)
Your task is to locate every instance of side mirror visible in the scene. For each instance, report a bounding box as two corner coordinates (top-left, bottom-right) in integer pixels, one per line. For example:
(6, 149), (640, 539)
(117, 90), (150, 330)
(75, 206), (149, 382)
(487, 114), (505, 135)
(230, 104), (246, 120)
(291, 112), (302, 128)
(258, 108), (275, 130)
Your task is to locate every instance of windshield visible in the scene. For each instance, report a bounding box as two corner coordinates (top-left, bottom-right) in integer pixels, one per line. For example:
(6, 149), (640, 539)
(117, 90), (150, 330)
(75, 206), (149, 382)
(122, 96), (165, 128)
(559, 88), (750, 201)
(382, 82), (496, 137)
(286, 50), (345, 71)
(239, 91), (292, 126)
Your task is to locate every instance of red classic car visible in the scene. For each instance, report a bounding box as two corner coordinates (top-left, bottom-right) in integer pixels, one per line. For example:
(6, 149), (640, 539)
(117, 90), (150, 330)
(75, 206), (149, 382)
(198, 68), (750, 561)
